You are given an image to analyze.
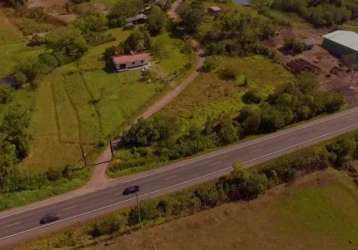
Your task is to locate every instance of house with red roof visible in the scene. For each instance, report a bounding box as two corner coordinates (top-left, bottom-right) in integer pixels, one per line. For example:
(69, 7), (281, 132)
(112, 53), (151, 72)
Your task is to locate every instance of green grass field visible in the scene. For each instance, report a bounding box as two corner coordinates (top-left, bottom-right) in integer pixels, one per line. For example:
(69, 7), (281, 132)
(0, 10), (43, 78)
(0, 10), (23, 45)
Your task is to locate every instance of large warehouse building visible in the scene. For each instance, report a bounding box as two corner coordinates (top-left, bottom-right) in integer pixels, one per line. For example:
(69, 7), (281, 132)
(323, 30), (358, 60)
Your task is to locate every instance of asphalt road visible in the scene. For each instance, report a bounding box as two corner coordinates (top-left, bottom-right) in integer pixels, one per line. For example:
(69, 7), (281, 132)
(2, 107), (358, 248)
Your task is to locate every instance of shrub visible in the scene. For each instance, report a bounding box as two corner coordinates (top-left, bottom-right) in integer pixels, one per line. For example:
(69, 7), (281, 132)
(202, 57), (220, 72)
(0, 85), (14, 104)
(89, 216), (123, 238)
(242, 89), (262, 104)
(219, 67), (237, 81)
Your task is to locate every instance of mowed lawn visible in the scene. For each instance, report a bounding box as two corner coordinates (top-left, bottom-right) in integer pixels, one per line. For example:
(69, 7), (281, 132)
(20, 76), (82, 174)
(85, 169), (358, 250)
(83, 70), (163, 137)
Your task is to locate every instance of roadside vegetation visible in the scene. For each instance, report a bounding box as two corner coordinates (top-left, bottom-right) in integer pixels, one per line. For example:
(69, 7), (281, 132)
(13, 130), (358, 250)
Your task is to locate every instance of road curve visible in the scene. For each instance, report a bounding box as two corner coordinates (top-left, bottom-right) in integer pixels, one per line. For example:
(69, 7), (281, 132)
(2, 107), (358, 248)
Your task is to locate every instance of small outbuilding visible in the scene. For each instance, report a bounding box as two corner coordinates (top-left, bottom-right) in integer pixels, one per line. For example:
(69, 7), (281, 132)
(126, 14), (148, 26)
(112, 53), (151, 72)
(323, 30), (358, 60)
(208, 6), (222, 15)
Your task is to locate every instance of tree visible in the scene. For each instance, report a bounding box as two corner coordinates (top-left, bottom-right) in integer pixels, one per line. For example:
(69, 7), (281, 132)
(108, 0), (144, 27)
(0, 134), (18, 192)
(0, 109), (31, 159)
(147, 5), (167, 35)
(177, 1), (204, 34)
(6, 0), (27, 7)
(74, 15), (108, 35)
(327, 137), (356, 166)
(252, 0), (273, 13)
(242, 89), (262, 104)
(45, 28), (88, 64)
(0, 85), (14, 104)
(121, 29), (151, 54)
(14, 60), (38, 86)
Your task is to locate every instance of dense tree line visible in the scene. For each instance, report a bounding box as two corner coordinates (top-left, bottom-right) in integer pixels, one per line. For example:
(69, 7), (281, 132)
(110, 73), (344, 173)
(202, 12), (274, 56)
(272, 0), (358, 27)
(0, 109), (30, 191)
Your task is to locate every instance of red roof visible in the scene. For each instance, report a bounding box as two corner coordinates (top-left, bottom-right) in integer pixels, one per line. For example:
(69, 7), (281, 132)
(112, 53), (151, 64)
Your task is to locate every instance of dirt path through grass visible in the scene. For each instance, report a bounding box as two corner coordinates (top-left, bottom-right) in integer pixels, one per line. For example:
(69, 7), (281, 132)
(87, 40), (205, 189)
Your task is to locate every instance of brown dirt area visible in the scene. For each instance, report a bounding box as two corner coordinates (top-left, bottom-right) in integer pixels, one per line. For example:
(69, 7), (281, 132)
(27, 0), (76, 24)
(267, 27), (358, 103)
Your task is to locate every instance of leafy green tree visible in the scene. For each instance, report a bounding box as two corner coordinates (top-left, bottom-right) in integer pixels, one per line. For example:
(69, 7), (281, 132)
(0, 85), (14, 104)
(327, 137), (356, 166)
(121, 29), (151, 53)
(46, 28), (88, 64)
(147, 5), (167, 35)
(108, 0), (144, 27)
(6, 0), (27, 7)
(0, 109), (31, 159)
(177, 1), (204, 34)
(74, 15), (108, 35)
(0, 134), (18, 191)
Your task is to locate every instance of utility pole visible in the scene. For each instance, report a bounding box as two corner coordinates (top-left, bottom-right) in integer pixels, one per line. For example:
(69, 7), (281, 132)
(109, 139), (114, 160)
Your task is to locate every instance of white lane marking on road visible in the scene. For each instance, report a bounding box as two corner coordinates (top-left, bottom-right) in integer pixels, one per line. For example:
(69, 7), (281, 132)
(0, 167), (232, 242)
(2, 110), (358, 242)
(1, 221), (22, 229)
(164, 175), (178, 181)
(61, 205), (78, 212)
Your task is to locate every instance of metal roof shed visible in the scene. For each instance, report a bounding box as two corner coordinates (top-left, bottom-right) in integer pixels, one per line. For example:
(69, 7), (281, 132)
(323, 30), (358, 58)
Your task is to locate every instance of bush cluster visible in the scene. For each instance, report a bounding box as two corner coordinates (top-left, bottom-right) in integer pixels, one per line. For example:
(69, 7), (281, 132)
(273, 0), (358, 27)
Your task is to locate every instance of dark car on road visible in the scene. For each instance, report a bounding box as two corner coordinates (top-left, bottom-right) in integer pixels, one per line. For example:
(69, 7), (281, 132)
(40, 213), (60, 225)
(122, 185), (140, 195)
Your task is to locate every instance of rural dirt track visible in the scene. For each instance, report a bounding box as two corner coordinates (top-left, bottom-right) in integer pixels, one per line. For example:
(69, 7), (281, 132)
(88, 44), (205, 189)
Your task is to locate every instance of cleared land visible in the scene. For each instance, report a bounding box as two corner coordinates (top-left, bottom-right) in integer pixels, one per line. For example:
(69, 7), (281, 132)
(84, 168), (358, 250)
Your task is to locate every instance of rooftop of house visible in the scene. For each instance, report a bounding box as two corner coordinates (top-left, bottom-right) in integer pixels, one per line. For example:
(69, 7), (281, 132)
(323, 30), (358, 51)
(112, 53), (151, 65)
